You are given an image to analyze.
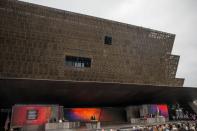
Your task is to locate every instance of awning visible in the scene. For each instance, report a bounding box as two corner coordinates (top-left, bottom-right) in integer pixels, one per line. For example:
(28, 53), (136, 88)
(0, 78), (197, 108)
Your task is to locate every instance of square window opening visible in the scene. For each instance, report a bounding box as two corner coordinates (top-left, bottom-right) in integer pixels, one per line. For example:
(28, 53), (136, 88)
(104, 36), (112, 45)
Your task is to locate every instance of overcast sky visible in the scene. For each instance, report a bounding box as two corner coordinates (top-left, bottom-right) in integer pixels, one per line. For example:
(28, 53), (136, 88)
(21, 0), (197, 87)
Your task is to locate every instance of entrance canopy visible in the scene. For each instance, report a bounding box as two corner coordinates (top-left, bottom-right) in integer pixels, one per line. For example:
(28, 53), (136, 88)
(0, 78), (197, 108)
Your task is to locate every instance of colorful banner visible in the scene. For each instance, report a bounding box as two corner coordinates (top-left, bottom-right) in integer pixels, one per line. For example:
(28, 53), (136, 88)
(149, 104), (169, 118)
(64, 108), (126, 122)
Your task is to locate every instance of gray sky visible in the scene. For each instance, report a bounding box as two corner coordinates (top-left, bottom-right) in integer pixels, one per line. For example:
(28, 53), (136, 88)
(21, 0), (197, 87)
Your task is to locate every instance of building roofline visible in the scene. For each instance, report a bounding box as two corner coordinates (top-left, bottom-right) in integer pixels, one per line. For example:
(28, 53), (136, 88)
(14, 0), (175, 36)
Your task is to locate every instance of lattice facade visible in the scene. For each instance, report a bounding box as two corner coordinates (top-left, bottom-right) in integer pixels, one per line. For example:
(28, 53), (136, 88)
(0, 0), (184, 86)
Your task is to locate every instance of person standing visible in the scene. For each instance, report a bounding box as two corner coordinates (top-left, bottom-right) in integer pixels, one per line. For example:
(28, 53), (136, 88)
(4, 113), (10, 131)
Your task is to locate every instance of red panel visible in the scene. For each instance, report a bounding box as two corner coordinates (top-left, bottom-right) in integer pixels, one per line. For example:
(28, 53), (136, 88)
(157, 104), (169, 117)
(11, 105), (52, 127)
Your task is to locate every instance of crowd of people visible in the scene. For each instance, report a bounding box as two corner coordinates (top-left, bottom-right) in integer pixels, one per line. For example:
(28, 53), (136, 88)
(118, 121), (197, 131)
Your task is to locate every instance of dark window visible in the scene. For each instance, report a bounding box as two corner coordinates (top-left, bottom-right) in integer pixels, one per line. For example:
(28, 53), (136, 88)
(27, 110), (38, 120)
(65, 56), (91, 68)
(104, 36), (112, 45)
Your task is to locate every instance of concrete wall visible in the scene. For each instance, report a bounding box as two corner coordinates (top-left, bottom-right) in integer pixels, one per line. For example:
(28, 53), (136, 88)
(0, 0), (184, 86)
